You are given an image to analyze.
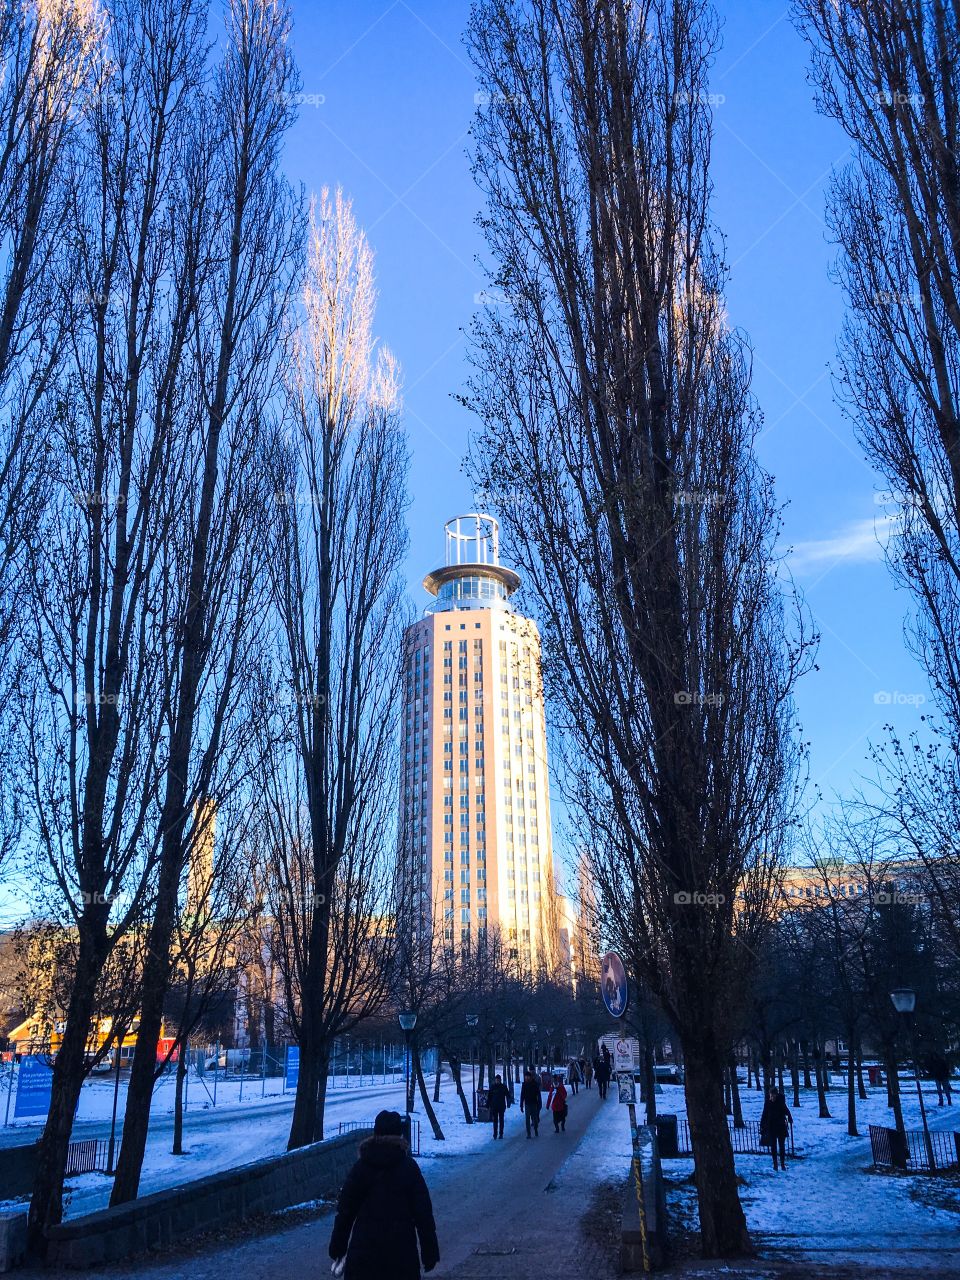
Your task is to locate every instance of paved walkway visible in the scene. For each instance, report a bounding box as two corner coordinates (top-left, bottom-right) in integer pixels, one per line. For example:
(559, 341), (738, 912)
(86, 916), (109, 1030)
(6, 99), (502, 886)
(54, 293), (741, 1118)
(22, 1082), (960, 1279)
(31, 1084), (621, 1280)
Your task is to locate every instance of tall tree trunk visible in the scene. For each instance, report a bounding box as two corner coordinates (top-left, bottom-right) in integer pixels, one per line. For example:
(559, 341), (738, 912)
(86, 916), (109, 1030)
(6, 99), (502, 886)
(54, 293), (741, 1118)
(846, 1038), (857, 1137)
(445, 1052), (472, 1123)
(413, 1043), (443, 1141)
(802, 1042), (812, 1089)
(172, 1047), (188, 1155)
(815, 1055), (831, 1119)
(683, 1039), (752, 1257)
(790, 1042), (800, 1109)
(723, 1065), (732, 1116)
(28, 930), (106, 1247)
(433, 1058), (442, 1103)
(856, 1045), (867, 1101)
(111, 849), (181, 1203)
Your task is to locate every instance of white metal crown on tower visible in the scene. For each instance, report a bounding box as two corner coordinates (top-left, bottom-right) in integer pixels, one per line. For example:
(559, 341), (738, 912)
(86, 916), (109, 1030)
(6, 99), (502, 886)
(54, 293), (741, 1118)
(444, 513), (501, 567)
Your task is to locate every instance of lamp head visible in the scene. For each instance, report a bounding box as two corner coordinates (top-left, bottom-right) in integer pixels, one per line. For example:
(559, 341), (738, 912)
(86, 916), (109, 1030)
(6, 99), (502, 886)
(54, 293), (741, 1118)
(890, 988), (916, 1015)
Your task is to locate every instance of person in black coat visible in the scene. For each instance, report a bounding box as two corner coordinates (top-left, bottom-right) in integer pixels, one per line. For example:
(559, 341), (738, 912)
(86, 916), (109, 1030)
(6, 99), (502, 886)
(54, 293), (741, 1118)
(519, 1070), (542, 1137)
(329, 1110), (439, 1279)
(759, 1088), (793, 1171)
(594, 1056), (611, 1100)
(487, 1073), (510, 1139)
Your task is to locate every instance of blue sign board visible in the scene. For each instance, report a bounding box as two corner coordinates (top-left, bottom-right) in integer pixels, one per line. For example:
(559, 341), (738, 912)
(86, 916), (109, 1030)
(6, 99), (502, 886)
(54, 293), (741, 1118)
(600, 951), (629, 1019)
(284, 1045), (299, 1091)
(14, 1055), (53, 1119)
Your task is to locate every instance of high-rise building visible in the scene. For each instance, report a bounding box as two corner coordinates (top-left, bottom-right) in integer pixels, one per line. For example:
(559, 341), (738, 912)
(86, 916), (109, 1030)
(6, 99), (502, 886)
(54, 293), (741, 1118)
(400, 514), (559, 971)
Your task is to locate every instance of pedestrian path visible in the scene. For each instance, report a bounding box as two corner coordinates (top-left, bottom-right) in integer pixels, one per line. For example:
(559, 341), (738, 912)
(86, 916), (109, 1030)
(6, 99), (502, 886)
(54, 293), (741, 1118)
(428, 1084), (621, 1278)
(28, 1081), (621, 1280)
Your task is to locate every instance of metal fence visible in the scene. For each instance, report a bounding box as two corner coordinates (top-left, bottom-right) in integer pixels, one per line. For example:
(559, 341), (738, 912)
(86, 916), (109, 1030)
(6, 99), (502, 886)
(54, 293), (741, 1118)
(869, 1123), (960, 1173)
(65, 1138), (113, 1176)
(668, 1118), (794, 1157)
(337, 1117), (421, 1156)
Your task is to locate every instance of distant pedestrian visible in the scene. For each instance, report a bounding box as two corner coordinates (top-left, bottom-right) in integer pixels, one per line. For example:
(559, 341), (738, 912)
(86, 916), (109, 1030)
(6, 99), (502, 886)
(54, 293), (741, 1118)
(760, 1087), (793, 1171)
(487, 1073), (509, 1139)
(546, 1076), (569, 1132)
(520, 1069), (542, 1138)
(595, 1056), (611, 1100)
(584, 1058), (593, 1090)
(567, 1058), (581, 1095)
(329, 1109), (439, 1279)
(930, 1053), (954, 1107)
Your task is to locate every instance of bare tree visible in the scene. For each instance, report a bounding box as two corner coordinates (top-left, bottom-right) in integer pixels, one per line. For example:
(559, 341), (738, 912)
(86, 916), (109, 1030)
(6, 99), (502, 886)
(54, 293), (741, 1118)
(22, 0), (213, 1239)
(266, 189), (409, 1149)
(797, 0), (960, 731)
(465, 0), (812, 1255)
(109, 0), (301, 1205)
(0, 0), (101, 868)
(163, 804), (262, 1158)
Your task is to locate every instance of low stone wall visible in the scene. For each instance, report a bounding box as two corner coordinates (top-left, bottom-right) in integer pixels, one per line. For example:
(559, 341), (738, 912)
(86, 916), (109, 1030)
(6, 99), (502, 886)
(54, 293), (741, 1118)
(43, 1129), (369, 1270)
(0, 1145), (38, 1203)
(621, 1125), (668, 1272)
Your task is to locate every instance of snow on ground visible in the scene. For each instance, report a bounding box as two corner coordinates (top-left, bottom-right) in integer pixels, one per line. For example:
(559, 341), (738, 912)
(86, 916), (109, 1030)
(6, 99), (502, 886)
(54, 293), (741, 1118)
(651, 1076), (960, 1267)
(0, 1077), (409, 1218)
(0, 1061), (404, 1136)
(0, 1067), (498, 1219)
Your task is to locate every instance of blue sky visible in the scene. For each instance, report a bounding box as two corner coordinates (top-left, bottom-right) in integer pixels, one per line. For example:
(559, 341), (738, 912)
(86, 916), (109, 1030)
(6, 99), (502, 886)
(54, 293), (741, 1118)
(283, 0), (933, 817)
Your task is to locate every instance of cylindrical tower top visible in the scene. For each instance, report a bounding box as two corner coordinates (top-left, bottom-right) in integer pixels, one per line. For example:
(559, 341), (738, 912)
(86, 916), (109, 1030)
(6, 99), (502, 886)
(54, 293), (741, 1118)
(423, 513), (520, 612)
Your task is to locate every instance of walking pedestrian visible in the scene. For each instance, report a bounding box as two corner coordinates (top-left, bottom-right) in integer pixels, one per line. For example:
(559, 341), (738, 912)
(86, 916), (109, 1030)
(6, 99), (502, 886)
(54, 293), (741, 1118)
(595, 1056), (611, 1100)
(567, 1058), (581, 1096)
(760, 1087), (793, 1171)
(520, 1069), (542, 1138)
(584, 1058), (593, 1090)
(329, 1109), (439, 1278)
(487, 1073), (509, 1139)
(546, 1075), (569, 1132)
(930, 1053), (954, 1106)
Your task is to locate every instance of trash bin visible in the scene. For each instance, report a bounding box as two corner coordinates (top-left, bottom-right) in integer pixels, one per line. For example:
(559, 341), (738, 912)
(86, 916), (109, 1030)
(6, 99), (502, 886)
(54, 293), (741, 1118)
(475, 1088), (490, 1124)
(656, 1113), (679, 1159)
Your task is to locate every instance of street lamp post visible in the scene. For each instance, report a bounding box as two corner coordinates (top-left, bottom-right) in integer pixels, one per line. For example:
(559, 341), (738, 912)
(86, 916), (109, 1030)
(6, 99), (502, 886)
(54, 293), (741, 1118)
(399, 1010), (418, 1117)
(466, 1013), (479, 1118)
(890, 988), (936, 1172)
(528, 1022), (537, 1076)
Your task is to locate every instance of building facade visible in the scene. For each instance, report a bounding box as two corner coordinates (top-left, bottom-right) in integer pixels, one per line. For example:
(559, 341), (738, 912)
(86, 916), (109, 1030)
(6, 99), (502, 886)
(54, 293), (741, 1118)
(400, 514), (558, 972)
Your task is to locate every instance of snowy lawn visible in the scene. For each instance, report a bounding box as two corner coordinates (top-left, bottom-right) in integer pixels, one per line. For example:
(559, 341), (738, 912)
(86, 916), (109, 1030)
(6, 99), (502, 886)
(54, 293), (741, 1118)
(657, 1077), (960, 1264)
(0, 1078), (409, 1219)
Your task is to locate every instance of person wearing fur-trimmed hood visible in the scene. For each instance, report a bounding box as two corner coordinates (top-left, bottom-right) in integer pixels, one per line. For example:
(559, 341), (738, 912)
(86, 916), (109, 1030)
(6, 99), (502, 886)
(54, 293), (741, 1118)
(329, 1110), (440, 1278)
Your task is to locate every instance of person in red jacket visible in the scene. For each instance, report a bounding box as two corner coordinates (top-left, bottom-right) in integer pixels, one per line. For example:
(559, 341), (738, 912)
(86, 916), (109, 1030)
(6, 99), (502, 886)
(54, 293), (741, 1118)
(546, 1076), (568, 1133)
